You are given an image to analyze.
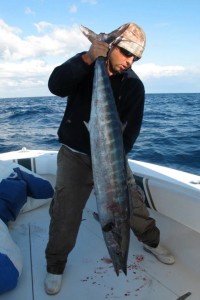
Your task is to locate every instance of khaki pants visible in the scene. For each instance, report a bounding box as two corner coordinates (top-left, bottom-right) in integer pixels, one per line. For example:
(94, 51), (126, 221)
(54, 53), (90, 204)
(45, 145), (160, 274)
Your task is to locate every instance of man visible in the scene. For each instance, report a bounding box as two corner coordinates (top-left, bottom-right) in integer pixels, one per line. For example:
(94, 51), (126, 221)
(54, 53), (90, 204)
(44, 22), (175, 295)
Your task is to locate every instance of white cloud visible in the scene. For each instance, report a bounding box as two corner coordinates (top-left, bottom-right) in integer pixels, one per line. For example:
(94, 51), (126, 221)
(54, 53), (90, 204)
(0, 21), (89, 61)
(0, 60), (52, 78)
(0, 19), (21, 35)
(0, 19), (199, 97)
(0, 20), (90, 97)
(0, 60), (53, 97)
(34, 22), (53, 33)
(69, 4), (78, 13)
(133, 63), (186, 78)
(25, 7), (35, 15)
(0, 78), (45, 88)
(188, 65), (200, 74)
(0, 60), (52, 94)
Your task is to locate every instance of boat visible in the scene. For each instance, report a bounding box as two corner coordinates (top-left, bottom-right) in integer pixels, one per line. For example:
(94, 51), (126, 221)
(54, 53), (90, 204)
(0, 147), (200, 300)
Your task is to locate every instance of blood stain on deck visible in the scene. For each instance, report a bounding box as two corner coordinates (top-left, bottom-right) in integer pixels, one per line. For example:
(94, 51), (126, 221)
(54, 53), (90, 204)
(80, 254), (150, 298)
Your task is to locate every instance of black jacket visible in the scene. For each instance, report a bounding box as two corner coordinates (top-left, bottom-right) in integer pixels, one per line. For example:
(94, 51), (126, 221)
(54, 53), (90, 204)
(48, 53), (145, 156)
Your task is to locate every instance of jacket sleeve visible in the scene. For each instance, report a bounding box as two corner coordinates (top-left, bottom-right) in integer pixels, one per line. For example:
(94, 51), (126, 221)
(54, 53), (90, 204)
(48, 53), (92, 97)
(121, 78), (145, 154)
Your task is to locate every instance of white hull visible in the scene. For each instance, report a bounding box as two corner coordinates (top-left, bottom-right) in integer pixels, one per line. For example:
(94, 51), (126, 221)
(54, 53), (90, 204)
(0, 148), (200, 300)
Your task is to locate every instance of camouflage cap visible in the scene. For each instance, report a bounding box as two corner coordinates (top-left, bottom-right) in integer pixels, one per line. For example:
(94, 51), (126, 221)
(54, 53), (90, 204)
(114, 22), (146, 59)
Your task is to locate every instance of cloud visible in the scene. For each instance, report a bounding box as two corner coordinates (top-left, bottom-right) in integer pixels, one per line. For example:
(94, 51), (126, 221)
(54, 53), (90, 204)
(0, 19), (21, 35)
(0, 19), (199, 97)
(134, 64), (200, 93)
(188, 65), (200, 74)
(69, 4), (78, 13)
(25, 7), (35, 15)
(0, 59), (53, 97)
(0, 20), (90, 97)
(0, 20), (89, 61)
(34, 22), (53, 33)
(133, 63), (186, 78)
(0, 60), (52, 78)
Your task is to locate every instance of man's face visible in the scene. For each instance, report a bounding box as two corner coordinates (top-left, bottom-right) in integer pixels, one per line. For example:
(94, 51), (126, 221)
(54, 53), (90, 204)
(107, 46), (135, 75)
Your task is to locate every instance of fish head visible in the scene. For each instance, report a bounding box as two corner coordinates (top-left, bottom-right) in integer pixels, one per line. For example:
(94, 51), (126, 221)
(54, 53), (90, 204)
(102, 218), (130, 276)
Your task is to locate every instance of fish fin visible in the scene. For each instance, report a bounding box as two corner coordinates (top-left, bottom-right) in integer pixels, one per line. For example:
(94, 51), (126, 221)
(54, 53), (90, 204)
(93, 211), (99, 222)
(80, 23), (130, 44)
(80, 25), (97, 43)
(83, 121), (90, 131)
(120, 260), (127, 276)
(121, 122), (127, 132)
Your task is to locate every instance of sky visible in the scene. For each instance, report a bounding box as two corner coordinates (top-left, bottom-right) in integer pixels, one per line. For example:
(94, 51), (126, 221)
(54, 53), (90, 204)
(0, 0), (200, 98)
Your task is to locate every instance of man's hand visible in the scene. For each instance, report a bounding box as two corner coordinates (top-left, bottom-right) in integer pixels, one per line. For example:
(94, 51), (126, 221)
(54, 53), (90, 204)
(82, 40), (109, 65)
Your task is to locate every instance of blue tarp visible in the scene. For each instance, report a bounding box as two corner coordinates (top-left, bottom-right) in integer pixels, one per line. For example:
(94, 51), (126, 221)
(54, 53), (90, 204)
(0, 252), (19, 294)
(0, 167), (54, 223)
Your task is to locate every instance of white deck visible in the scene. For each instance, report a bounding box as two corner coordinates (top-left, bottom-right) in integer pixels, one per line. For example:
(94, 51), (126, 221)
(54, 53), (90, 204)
(2, 174), (200, 300)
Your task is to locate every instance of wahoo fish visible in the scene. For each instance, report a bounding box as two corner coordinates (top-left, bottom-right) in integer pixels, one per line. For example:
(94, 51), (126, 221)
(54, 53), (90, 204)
(81, 24), (130, 276)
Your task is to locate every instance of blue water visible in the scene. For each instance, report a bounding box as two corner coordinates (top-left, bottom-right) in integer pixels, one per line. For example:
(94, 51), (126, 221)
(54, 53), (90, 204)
(0, 94), (199, 175)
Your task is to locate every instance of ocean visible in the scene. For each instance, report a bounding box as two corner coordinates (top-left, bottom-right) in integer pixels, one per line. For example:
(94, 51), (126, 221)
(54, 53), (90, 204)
(0, 93), (199, 176)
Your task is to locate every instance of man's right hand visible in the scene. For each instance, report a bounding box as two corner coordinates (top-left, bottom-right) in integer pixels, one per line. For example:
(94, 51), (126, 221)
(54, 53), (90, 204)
(82, 40), (109, 65)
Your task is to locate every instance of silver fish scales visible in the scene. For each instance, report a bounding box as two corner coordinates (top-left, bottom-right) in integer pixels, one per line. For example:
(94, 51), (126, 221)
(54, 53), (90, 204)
(81, 24), (130, 276)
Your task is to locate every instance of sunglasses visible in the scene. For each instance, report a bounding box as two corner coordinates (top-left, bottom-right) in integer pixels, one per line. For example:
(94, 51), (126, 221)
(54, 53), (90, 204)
(117, 46), (139, 61)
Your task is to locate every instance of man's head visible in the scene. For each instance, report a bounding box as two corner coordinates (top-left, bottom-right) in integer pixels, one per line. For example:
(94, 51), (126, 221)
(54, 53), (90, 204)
(107, 22), (146, 75)
(114, 22), (146, 60)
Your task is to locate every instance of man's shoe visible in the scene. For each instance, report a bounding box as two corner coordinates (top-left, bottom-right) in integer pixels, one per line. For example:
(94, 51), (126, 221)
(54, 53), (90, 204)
(143, 243), (175, 265)
(44, 272), (62, 295)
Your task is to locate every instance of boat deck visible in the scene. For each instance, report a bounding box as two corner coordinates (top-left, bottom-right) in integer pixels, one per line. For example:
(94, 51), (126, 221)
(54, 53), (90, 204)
(3, 174), (200, 300)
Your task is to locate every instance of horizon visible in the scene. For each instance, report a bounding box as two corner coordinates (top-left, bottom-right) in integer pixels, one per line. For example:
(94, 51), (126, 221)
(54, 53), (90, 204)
(1, 92), (200, 100)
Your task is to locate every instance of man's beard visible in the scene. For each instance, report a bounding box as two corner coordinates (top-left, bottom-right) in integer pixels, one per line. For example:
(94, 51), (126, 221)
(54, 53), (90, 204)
(107, 59), (122, 75)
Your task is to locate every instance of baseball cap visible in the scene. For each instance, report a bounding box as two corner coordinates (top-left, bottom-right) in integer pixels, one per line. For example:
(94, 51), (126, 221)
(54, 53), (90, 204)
(114, 22), (146, 59)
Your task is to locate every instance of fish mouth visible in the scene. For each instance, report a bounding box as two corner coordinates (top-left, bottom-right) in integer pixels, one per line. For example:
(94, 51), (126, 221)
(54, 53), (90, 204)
(93, 213), (130, 276)
(103, 224), (130, 276)
(109, 248), (128, 276)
